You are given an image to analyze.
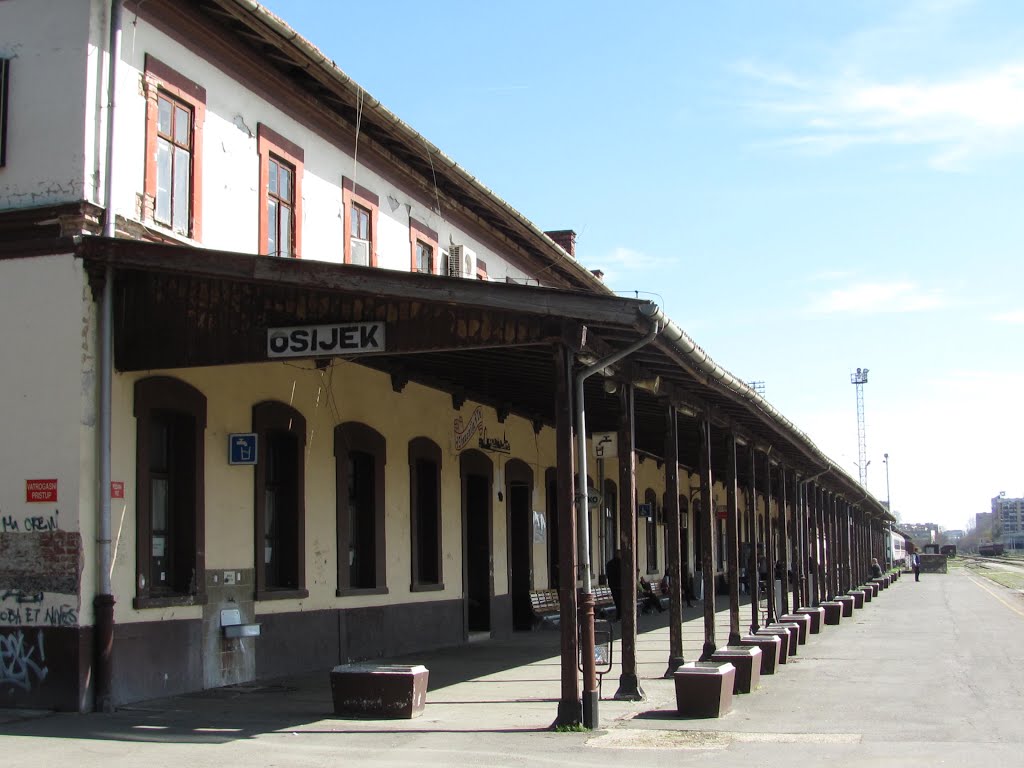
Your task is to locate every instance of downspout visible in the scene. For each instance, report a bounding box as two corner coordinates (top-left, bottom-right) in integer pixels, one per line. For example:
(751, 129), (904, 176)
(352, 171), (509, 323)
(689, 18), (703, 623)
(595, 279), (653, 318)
(575, 316), (660, 729)
(95, 0), (122, 714)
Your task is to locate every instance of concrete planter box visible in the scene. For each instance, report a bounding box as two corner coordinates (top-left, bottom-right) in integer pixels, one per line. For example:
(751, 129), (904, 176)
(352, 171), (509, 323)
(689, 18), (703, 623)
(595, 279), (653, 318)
(795, 606), (825, 634)
(835, 595), (855, 617)
(738, 634), (782, 675)
(768, 622), (800, 655)
(330, 663), (429, 719)
(846, 590), (865, 609)
(779, 613), (811, 644)
(821, 601), (843, 625)
(674, 661), (735, 718)
(755, 627), (790, 662)
(711, 646), (762, 694)
(866, 583), (879, 597)
(859, 586), (873, 602)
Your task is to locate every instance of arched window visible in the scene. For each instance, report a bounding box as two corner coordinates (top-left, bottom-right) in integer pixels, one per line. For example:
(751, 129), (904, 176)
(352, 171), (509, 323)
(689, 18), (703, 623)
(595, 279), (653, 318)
(134, 376), (206, 608)
(253, 400), (307, 599)
(335, 422), (387, 594)
(409, 437), (442, 590)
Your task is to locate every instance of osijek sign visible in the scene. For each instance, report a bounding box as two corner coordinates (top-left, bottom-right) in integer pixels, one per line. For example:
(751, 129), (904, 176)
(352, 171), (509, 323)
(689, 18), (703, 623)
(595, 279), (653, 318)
(267, 322), (386, 358)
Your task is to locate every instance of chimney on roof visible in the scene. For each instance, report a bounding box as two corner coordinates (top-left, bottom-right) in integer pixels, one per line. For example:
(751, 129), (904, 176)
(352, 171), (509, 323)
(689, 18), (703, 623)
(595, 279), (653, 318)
(590, 269), (604, 281)
(544, 229), (576, 258)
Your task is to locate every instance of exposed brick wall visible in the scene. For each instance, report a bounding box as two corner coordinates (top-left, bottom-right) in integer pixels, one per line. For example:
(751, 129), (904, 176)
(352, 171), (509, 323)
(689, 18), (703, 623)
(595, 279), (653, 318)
(0, 530), (83, 595)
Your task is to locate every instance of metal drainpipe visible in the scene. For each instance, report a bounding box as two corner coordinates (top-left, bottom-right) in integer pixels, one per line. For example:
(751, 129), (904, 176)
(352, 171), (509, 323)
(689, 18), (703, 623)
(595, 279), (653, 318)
(575, 318), (660, 729)
(95, 0), (122, 714)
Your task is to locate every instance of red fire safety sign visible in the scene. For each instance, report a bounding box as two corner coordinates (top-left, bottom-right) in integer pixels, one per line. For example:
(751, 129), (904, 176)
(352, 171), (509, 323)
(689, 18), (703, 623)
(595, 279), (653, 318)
(26, 479), (58, 503)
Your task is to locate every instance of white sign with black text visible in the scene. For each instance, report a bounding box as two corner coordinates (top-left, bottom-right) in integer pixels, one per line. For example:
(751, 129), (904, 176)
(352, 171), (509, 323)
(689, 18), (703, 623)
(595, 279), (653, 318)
(267, 322), (386, 358)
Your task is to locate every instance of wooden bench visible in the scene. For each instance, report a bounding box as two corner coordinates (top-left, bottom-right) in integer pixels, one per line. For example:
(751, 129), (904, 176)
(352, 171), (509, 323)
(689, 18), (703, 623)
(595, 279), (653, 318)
(529, 589), (561, 628)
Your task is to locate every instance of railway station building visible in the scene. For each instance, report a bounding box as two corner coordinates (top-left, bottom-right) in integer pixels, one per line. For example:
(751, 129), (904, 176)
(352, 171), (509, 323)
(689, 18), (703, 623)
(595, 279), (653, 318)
(0, 0), (893, 717)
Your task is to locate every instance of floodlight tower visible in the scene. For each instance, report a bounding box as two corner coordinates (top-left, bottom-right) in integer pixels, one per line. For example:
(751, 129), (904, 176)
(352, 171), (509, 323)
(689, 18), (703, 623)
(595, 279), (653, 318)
(851, 367), (869, 486)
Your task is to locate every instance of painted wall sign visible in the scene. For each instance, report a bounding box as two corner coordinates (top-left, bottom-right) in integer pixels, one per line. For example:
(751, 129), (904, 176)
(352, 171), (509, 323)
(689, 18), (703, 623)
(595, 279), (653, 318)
(593, 432), (617, 459)
(25, 479), (57, 503)
(267, 321), (385, 358)
(478, 427), (510, 454)
(228, 433), (258, 465)
(453, 406), (483, 451)
(110, 481), (124, 499)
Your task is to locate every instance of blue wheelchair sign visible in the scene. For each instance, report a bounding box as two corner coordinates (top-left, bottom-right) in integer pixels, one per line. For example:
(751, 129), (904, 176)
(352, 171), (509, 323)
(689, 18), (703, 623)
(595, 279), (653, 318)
(229, 433), (258, 465)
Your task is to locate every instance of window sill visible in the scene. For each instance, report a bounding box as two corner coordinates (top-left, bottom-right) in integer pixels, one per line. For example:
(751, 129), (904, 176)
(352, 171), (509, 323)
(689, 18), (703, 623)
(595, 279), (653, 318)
(133, 593), (208, 610)
(410, 582), (445, 593)
(255, 588), (309, 602)
(336, 586), (389, 598)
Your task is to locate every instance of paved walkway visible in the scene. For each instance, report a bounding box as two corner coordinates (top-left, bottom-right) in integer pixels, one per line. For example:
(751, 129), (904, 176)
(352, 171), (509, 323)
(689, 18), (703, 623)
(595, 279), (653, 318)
(2, 567), (1023, 767)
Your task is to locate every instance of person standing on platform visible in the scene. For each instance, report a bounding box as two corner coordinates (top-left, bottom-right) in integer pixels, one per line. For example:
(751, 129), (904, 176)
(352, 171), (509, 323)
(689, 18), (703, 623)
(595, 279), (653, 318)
(606, 550), (623, 621)
(912, 552), (921, 582)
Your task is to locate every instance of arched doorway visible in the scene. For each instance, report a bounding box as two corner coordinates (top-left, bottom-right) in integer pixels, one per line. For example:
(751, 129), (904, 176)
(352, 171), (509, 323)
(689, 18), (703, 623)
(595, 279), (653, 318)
(461, 450), (493, 635)
(506, 459), (534, 631)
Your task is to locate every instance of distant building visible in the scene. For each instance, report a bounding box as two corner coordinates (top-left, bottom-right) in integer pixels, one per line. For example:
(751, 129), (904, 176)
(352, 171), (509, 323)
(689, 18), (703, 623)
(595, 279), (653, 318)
(942, 529), (964, 543)
(900, 523), (938, 546)
(975, 511), (994, 535)
(992, 496), (1024, 550)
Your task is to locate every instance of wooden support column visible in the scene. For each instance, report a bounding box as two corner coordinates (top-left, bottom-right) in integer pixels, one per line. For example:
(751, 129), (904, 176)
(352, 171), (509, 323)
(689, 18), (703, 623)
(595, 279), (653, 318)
(553, 344), (581, 726)
(698, 413), (717, 660)
(777, 465), (790, 616)
(663, 406), (684, 676)
(614, 383), (643, 701)
(809, 484), (820, 606)
(764, 460), (776, 625)
(842, 501), (852, 593)
(830, 494), (840, 599)
(794, 479), (802, 610)
(726, 433), (741, 646)
(747, 445), (760, 634)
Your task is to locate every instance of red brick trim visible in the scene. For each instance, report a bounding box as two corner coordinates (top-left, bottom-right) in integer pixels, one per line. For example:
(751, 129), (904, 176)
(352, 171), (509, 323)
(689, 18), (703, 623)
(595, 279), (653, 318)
(257, 123), (304, 258)
(143, 55), (206, 241)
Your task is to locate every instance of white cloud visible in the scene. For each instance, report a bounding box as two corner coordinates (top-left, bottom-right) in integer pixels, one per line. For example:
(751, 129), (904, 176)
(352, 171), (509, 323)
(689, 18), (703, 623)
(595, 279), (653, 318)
(806, 281), (948, 314)
(992, 309), (1024, 324)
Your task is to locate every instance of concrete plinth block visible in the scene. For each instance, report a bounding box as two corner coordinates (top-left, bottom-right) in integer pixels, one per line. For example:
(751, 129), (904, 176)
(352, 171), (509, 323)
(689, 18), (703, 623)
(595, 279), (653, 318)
(859, 586), (873, 602)
(795, 606), (824, 634)
(871, 578), (887, 591)
(330, 663), (429, 719)
(711, 647), (762, 694)
(768, 622), (800, 655)
(867, 583), (879, 597)
(737, 634), (781, 675)
(846, 590), (865, 609)
(779, 613), (811, 644)
(835, 595), (855, 617)
(674, 662), (736, 718)
(755, 628), (790, 662)
(821, 601), (843, 625)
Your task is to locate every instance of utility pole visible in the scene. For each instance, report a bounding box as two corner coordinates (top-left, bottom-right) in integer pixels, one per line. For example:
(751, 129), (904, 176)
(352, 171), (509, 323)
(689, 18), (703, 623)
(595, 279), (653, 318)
(883, 452), (891, 514)
(851, 368), (869, 487)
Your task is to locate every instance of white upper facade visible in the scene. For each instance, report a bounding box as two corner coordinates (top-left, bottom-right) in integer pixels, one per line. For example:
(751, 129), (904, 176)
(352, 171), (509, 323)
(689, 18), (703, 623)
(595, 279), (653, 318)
(0, 0), (578, 288)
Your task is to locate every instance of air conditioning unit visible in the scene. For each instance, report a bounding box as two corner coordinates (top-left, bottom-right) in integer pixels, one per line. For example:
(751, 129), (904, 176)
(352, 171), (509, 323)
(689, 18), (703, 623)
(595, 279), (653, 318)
(448, 244), (477, 279)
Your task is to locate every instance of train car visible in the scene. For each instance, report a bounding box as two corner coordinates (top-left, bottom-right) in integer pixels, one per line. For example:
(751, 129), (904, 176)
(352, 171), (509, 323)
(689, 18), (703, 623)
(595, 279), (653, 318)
(940, 544), (957, 558)
(889, 530), (908, 570)
(978, 542), (1004, 556)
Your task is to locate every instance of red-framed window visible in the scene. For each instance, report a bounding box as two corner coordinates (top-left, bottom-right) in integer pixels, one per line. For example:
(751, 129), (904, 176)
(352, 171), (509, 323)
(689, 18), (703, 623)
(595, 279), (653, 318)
(143, 56), (206, 240)
(343, 177), (379, 266)
(409, 218), (439, 274)
(258, 124), (304, 258)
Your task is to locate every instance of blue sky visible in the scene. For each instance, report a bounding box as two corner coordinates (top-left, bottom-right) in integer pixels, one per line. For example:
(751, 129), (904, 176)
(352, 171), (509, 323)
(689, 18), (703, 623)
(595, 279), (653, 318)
(263, 0), (1024, 532)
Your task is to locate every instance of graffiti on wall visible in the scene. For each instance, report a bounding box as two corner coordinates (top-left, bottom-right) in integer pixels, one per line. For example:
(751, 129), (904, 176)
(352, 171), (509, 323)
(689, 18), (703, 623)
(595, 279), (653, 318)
(0, 591), (78, 628)
(1, 509), (60, 533)
(0, 629), (48, 692)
